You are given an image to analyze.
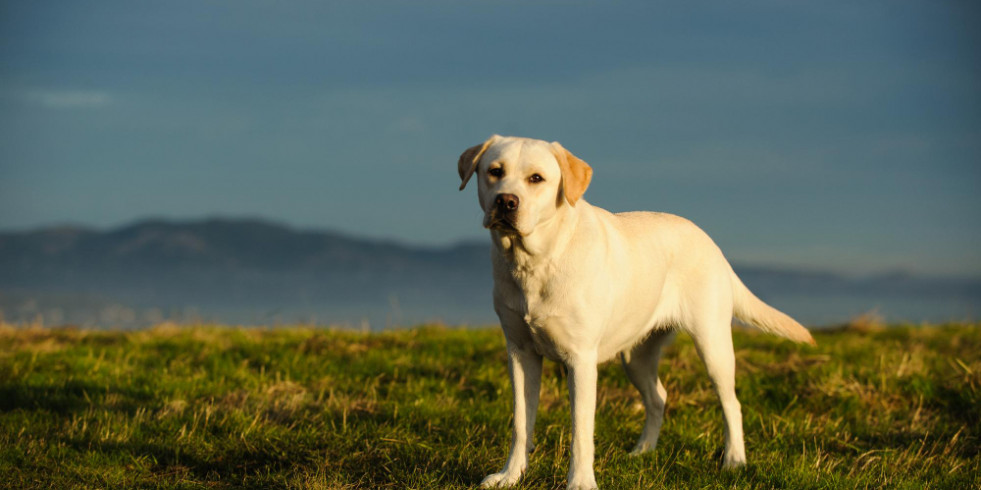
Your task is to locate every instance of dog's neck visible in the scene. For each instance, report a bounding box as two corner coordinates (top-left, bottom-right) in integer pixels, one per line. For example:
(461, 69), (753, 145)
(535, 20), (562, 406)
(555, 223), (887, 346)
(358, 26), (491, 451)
(491, 200), (582, 272)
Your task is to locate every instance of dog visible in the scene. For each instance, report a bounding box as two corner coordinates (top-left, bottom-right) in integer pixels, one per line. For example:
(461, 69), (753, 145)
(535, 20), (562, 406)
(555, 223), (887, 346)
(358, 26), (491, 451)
(457, 135), (815, 490)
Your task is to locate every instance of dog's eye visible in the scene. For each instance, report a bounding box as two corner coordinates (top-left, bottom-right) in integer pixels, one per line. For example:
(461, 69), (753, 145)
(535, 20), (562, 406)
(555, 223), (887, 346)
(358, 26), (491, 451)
(529, 174), (544, 184)
(488, 167), (504, 178)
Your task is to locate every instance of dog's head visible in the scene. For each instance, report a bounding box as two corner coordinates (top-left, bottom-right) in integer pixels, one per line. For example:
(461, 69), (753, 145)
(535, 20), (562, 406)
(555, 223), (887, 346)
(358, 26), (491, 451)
(458, 135), (592, 237)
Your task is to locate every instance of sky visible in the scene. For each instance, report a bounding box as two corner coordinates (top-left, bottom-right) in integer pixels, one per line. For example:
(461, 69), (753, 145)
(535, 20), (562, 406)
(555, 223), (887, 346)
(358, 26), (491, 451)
(1, 1), (979, 277)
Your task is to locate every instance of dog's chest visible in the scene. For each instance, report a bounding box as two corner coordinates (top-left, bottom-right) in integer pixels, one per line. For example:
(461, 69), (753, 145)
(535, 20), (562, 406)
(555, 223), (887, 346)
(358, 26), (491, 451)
(500, 264), (579, 359)
(523, 308), (565, 360)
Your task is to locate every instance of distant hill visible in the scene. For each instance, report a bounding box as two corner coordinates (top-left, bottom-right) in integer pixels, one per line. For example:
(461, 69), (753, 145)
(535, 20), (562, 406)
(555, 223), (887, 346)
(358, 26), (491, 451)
(1, 218), (978, 327)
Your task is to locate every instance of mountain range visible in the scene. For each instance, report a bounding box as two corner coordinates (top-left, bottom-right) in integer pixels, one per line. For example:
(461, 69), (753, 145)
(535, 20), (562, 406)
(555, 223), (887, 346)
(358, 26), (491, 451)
(1, 218), (978, 328)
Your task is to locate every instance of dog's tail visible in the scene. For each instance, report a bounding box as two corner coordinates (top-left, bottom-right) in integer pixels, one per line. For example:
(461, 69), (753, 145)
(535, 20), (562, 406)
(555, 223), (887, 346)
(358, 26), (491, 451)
(729, 267), (816, 345)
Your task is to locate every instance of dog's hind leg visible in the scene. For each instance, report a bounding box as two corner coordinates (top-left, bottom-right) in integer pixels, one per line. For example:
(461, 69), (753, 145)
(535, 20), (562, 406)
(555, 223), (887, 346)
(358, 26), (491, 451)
(621, 329), (675, 455)
(687, 306), (746, 468)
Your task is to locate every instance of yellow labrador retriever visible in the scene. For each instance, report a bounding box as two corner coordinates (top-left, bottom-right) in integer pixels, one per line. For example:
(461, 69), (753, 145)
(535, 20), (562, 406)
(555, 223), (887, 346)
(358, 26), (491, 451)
(458, 135), (815, 490)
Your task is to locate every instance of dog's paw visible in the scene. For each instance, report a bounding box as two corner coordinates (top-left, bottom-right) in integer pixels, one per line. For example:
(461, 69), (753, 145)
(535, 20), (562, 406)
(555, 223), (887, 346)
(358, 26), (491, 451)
(481, 471), (522, 488)
(628, 438), (657, 456)
(722, 447), (747, 469)
(566, 473), (598, 490)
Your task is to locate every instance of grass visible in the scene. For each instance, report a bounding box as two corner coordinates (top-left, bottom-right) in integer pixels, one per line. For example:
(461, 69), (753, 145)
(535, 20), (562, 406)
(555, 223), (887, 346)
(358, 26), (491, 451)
(0, 321), (978, 489)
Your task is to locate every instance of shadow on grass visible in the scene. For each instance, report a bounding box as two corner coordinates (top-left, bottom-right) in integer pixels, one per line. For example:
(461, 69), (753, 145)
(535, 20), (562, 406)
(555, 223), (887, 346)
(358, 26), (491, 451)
(61, 436), (325, 484)
(0, 381), (155, 415)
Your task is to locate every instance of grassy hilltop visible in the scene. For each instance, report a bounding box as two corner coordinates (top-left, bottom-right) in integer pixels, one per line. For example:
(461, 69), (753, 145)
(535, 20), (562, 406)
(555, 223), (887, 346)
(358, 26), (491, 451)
(0, 322), (978, 489)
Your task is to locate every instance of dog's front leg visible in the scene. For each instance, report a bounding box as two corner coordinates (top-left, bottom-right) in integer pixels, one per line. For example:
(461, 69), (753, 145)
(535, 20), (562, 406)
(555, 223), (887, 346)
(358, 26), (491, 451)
(566, 354), (599, 490)
(481, 342), (543, 488)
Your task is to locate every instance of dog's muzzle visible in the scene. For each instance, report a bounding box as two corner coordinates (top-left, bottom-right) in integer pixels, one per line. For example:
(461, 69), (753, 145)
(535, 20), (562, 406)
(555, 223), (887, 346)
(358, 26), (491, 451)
(486, 193), (520, 231)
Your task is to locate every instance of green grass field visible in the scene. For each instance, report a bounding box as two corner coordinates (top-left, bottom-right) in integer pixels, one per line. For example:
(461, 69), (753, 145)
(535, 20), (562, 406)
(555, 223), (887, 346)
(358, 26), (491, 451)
(0, 322), (978, 489)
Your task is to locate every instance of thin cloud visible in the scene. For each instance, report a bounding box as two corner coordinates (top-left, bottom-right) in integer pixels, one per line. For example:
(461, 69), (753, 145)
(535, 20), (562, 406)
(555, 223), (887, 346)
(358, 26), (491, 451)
(28, 90), (113, 109)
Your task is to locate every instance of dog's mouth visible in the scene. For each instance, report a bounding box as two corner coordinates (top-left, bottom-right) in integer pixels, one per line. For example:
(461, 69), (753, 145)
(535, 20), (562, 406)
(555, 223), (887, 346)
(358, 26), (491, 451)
(486, 218), (518, 232)
(484, 211), (520, 234)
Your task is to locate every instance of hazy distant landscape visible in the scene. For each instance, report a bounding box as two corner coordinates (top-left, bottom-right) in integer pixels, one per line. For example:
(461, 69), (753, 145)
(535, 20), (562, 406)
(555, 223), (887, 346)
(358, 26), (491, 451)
(0, 218), (977, 329)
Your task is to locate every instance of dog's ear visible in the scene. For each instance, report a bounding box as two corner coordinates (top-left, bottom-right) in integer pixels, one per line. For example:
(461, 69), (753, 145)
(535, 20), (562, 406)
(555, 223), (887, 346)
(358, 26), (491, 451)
(458, 135), (499, 191)
(550, 141), (593, 206)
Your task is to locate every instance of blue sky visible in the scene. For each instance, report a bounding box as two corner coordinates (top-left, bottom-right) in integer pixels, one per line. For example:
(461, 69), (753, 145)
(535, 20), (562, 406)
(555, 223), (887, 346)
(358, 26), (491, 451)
(1, 1), (979, 276)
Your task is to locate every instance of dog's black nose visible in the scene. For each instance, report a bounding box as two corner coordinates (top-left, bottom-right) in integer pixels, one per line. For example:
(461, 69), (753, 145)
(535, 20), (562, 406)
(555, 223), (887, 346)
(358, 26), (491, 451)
(495, 193), (519, 212)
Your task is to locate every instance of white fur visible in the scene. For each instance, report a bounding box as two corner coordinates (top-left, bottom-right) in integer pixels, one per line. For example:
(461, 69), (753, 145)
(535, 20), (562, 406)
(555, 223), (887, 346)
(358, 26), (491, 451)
(460, 136), (814, 490)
